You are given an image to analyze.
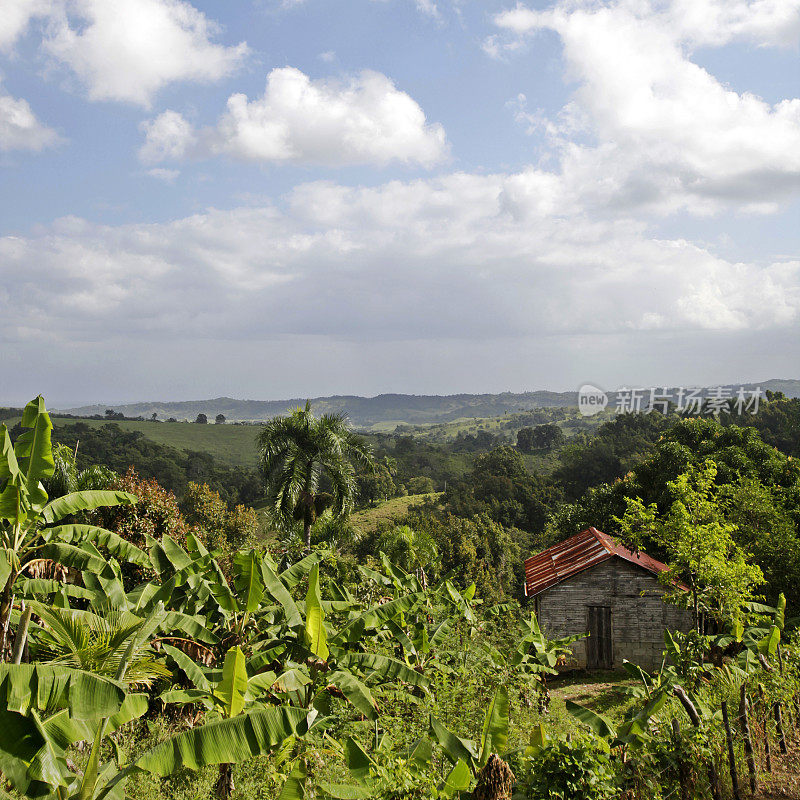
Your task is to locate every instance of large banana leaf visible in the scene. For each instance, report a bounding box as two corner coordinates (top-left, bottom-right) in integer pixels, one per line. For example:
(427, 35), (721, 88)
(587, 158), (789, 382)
(331, 594), (424, 644)
(0, 426), (24, 524)
(758, 625), (781, 657)
(442, 759), (471, 798)
(159, 611), (219, 644)
(336, 653), (428, 689)
(107, 694), (149, 734)
(0, 707), (79, 797)
(161, 644), (211, 692)
(429, 717), (480, 768)
(343, 737), (372, 781)
(328, 671), (378, 720)
(279, 551), (328, 589)
(206, 560), (238, 615)
(0, 664), (126, 719)
(478, 686), (508, 766)
(15, 397), (54, 512)
(131, 705), (310, 776)
(260, 559), (302, 629)
(774, 593), (786, 630)
(41, 491), (137, 525)
(47, 525), (149, 568)
(565, 699), (617, 739)
(214, 646), (248, 717)
(38, 543), (107, 574)
(304, 564), (329, 661)
(234, 550), (265, 614)
(16, 579), (94, 602)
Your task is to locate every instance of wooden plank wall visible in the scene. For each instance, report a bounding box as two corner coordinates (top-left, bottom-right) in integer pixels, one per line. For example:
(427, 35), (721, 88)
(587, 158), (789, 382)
(536, 556), (692, 671)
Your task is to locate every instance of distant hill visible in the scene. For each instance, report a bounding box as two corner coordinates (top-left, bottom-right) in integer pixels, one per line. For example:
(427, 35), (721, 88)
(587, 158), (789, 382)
(60, 379), (800, 429)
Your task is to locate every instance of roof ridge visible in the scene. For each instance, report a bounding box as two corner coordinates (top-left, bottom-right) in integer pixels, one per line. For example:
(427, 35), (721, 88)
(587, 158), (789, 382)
(589, 527), (615, 554)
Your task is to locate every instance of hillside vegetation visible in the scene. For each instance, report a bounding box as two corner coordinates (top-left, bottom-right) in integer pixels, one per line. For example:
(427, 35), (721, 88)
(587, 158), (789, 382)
(3, 392), (800, 799)
(59, 378), (800, 426)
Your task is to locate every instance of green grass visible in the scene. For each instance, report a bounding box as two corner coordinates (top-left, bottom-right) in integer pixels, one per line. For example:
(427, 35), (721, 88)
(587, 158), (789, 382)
(351, 493), (443, 533)
(6, 416), (262, 467)
(389, 407), (616, 444)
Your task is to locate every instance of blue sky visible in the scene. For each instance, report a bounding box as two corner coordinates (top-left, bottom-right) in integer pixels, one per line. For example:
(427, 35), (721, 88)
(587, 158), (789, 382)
(1, 0), (799, 406)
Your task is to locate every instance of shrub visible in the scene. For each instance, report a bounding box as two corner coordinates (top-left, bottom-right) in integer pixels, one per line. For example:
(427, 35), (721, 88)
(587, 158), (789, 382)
(515, 738), (616, 800)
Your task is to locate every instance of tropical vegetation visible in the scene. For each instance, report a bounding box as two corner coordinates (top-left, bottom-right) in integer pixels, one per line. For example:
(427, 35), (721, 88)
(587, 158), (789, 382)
(1, 394), (799, 799)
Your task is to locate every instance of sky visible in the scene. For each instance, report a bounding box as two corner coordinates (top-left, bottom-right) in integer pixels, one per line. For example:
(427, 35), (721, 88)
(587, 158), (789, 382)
(1, 0), (799, 407)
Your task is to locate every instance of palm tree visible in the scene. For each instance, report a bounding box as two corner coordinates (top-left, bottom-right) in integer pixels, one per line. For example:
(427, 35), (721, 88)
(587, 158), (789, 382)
(257, 402), (374, 550)
(377, 525), (438, 588)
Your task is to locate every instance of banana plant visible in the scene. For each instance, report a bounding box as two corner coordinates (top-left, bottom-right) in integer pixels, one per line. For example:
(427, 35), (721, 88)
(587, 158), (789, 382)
(0, 397), (138, 659)
(360, 554), (479, 674)
(160, 563), (430, 726)
(0, 602), (316, 800)
(318, 734), (472, 800)
(429, 685), (510, 775)
(0, 660), (315, 800)
(18, 540), (220, 659)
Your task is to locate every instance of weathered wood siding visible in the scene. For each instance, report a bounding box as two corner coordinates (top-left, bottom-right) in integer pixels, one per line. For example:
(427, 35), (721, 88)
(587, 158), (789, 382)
(534, 556), (692, 671)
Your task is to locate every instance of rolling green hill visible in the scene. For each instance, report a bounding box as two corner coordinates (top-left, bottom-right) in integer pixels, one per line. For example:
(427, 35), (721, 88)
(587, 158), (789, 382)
(59, 378), (800, 428)
(2, 416), (261, 467)
(351, 493), (443, 534)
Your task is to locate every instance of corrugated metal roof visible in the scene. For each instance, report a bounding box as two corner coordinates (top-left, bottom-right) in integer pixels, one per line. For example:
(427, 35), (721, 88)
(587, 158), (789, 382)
(524, 527), (673, 598)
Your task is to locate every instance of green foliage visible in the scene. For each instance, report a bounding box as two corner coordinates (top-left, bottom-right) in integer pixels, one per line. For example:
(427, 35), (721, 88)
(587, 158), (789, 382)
(515, 736), (616, 800)
(182, 482), (260, 552)
(376, 526), (437, 584)
(258, 402), (374, 548)
(406, 476), (435, 495)
(516, 424), (565, 454)
(617, 460), (764, 628)
(48, 421), (263, 506)
(444, 446), (560, 539)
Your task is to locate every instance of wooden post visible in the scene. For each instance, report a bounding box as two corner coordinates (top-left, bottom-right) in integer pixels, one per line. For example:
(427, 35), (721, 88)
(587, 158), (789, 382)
(674, 685), (722, 800)
(738, 684), (757, 796)
(775, 702), (788, 755)
(722, 700), (742, 800)
(759, 685), (772, 773)
(794, 697), (800, 731)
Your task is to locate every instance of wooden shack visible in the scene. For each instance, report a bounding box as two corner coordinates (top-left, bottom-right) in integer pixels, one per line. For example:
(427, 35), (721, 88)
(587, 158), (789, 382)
(524, 527), (692, 671)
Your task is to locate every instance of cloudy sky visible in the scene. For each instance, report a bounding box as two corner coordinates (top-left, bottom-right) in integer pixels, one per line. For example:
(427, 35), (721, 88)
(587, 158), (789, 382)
(1, 0), (799, 406)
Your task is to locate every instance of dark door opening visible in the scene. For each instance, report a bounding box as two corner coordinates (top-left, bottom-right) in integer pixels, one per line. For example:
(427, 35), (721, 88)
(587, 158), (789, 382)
(587, 606), (612, 669)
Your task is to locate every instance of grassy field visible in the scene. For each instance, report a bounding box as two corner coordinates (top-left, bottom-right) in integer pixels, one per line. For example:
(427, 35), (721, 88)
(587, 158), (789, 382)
(3, 416), (262, 467)
(388, 407), (616, 444)
(351, 492), (443, 533)
(0, 404), (614, 472)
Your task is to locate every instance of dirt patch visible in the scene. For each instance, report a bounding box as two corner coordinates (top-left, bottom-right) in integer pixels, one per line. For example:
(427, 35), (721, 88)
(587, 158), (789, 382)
(756, 746), (800, 799)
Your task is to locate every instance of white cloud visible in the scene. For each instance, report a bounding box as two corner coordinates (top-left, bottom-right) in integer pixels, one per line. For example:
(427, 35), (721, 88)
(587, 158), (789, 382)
(492, 0), (800, 47)
(0, 0), (52, 52)
(0, 84), (59, 151)
(488, 0), (800, 215)
(667, 0), (800, 48)
(42, 0), (248, 106)
(1, 172), (797, 352)
(141, 67), (448, 168)
(139, 110), (196, 164)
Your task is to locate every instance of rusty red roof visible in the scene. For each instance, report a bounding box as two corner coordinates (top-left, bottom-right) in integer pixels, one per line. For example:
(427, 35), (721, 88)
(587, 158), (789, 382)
(523, 527), (672, 597)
